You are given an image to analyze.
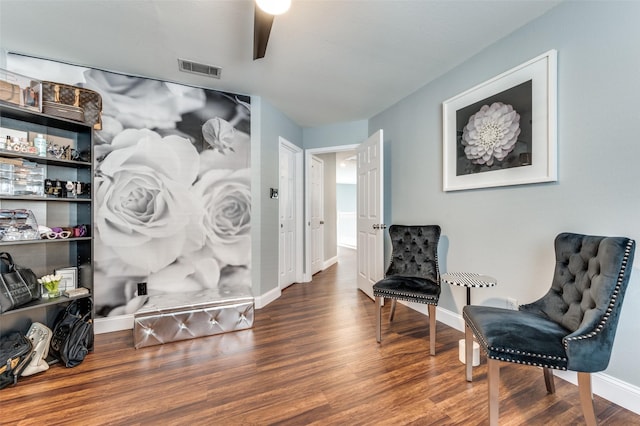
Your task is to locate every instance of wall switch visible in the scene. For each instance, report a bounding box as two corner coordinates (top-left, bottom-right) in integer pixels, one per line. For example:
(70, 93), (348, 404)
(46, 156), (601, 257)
(506, 297), (518, 310)
(137, 282), (147, 296)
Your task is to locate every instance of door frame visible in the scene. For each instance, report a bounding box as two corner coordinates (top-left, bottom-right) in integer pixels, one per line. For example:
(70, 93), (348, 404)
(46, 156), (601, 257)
(309, 154), (325, 276)
(304, 144), (359, 282)
(279, 137), (304, 286)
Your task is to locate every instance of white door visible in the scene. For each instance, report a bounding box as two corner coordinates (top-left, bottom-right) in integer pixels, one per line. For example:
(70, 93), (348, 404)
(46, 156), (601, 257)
(279, 142), (298, 289)
(356, 130), (384, 300)
(310, 155), (324, 275)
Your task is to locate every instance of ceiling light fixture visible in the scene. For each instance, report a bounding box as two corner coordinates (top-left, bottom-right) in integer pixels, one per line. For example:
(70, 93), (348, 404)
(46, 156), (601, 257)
(256, 0), (291, 15)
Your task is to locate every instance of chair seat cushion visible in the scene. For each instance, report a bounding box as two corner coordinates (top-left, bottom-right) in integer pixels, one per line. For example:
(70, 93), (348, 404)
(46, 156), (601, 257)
(463, 305), (570, 370)
(373, 275), (440, 304)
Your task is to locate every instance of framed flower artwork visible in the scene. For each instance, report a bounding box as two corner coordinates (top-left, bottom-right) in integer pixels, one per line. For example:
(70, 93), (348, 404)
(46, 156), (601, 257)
(442, 50), (557, 191)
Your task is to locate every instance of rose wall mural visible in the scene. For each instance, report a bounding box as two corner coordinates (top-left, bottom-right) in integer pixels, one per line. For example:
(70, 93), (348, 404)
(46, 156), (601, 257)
(7, 54), (251, 318)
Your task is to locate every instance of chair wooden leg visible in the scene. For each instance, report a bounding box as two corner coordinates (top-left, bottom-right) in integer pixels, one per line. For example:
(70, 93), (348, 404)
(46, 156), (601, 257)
(543, 367), (556, 394)
(389, 299), (397, 322)
(465, 323), (473, 381)
(375, 296), (382, 343)
(488, 358), (500, 426)
(428, 304), (436, 356)
(578, 372), (597, 426)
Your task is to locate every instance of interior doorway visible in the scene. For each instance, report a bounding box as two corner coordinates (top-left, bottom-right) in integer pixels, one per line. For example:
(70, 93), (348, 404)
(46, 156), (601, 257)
(304, 145), (358, 282)
(335, 150), (357, 250)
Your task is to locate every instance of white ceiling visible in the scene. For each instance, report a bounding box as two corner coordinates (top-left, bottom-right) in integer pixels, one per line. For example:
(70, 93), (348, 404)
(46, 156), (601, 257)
(0, 0), (561, 128)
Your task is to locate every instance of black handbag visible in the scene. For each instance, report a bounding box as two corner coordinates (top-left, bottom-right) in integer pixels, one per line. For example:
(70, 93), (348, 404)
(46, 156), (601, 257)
(0, 252), (40, 313)
(50, 298), (93, 367)
(0, 332), (33, 389)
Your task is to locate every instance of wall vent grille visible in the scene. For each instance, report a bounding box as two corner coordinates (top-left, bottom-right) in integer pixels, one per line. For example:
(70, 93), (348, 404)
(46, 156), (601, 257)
(178, 59), (221, 79)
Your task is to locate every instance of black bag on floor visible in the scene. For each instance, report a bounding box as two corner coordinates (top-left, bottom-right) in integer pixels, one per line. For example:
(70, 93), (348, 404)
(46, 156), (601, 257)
(50, 298), (93, 367)
(0, 332), (33, 389)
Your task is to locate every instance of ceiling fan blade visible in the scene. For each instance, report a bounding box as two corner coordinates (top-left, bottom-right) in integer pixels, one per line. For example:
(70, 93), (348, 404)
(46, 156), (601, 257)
(254, 6), (274, 60)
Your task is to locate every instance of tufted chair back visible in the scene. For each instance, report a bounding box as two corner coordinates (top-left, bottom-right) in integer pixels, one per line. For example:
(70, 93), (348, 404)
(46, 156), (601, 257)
(463, 232), (635, 425)
(519, 232), (635, 371)
(374, 224), (442, 355)
(385, 225), (441, 283)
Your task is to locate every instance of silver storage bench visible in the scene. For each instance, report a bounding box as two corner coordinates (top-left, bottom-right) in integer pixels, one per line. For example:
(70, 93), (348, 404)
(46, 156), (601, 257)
(133, 286), (254, 349)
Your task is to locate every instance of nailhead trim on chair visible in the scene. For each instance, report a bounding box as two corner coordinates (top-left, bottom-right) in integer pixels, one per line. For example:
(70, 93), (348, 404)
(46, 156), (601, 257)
(464, 239), (633, 371)
(562, 239), (633, 349)
(373, 290), (438, 305)
(490, 357), (568, 370)
(463, 310), (568, 370)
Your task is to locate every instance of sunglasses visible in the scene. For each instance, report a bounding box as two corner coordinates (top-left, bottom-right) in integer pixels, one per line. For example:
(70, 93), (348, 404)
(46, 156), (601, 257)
(42, 227), (71, 240)
(41, 225), (88, 240)
(0, 209), (31, 220)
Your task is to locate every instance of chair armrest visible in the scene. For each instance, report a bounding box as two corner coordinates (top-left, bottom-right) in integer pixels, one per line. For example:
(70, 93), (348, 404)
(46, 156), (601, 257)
(563, 309), (617, 372)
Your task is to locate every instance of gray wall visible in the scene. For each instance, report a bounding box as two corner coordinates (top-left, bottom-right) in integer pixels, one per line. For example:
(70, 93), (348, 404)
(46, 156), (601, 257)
(303, 120), (368, 149)
(253, 97), (303, 297)
(369, 1), (640, 388)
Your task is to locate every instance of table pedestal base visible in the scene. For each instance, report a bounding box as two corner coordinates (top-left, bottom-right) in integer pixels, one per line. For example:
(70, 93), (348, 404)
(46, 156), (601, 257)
(458, 338), (480, 366)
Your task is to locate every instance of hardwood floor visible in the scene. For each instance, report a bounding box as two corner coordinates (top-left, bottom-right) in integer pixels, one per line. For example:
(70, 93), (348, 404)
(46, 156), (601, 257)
(3, 247), (639, 425)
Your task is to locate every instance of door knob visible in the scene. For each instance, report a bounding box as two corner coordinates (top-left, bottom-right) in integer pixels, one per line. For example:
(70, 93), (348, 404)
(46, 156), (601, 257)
(320, 221), (325, 225)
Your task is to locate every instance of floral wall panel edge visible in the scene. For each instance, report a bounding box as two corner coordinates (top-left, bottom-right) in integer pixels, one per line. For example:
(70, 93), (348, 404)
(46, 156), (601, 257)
(7, 54), (252, 317)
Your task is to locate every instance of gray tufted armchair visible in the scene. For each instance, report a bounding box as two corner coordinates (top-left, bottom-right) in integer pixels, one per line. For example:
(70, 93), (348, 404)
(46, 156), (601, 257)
(373, 225), (441, 355)
(463, 232), (635, 426)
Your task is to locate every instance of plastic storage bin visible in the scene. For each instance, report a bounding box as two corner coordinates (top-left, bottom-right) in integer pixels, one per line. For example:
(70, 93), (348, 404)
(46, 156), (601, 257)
(12, 161), (44, 196)
(0, 163), (13, 195)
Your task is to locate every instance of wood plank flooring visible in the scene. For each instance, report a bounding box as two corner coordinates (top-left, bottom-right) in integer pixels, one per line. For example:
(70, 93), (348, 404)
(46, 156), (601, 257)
(2, 248), (639, 425)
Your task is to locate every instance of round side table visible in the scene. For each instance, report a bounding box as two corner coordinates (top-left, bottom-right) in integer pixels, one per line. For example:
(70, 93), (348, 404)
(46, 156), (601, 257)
(441, 272), (497, 366)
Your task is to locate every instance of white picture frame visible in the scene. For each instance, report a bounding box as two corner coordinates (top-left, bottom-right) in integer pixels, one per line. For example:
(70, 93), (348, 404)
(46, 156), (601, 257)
(56, 266), (77, 292)
(442, 50), (557, 192)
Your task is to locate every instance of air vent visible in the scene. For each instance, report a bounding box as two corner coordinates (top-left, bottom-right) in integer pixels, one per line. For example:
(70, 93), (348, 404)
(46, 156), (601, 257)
(178, 59), (222, 79)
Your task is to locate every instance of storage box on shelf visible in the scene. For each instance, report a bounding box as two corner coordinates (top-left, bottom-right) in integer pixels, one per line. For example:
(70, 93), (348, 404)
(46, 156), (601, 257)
(0, 160), (45, 197)
(0, 68), (41, 113)
(0, 103), (93, 349)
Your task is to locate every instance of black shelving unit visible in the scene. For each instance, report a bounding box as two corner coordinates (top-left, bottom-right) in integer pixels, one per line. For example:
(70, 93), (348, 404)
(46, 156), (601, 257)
(0, 103), (94, 341)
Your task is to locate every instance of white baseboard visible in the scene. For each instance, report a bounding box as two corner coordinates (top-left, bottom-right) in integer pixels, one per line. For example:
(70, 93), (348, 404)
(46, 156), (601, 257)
(399, 301), (640, 415)
(323, 256), (338, 270)
(301, 256), (339, 282)
(435, 305), (465, 331)
(95, 314), (133, 334)
(553, 370), (640, 415)
(255, 286), (281, 309)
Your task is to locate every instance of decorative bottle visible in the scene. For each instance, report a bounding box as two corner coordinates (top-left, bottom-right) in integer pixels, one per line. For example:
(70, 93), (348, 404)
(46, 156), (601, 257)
(34, 134), (47, 157)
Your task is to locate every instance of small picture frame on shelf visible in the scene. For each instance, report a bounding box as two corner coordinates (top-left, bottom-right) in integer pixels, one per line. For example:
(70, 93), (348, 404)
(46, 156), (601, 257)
(56, 266), (77, 293)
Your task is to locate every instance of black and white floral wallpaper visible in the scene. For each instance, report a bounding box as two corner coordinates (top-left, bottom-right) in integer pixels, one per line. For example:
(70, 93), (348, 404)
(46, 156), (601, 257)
(7, 55), (252, 317)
